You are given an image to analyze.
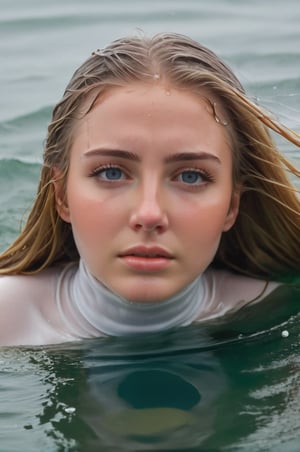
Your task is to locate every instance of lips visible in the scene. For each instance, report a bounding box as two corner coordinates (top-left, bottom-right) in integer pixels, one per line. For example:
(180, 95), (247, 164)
(119, 245), (173, 259)
(118, 245), (173, 271)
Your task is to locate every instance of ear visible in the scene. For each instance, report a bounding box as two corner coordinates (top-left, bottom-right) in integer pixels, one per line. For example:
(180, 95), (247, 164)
(52, 167), (71, 223)
(222, 189), (241, 232)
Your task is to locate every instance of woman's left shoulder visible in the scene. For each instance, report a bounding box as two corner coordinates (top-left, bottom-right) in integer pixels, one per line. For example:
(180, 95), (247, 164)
(205, 268), (280, 309)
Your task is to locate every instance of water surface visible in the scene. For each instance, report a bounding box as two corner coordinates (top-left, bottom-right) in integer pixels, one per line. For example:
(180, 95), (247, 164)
(1, 290), (300, 451)
(0, 1), (300, 450)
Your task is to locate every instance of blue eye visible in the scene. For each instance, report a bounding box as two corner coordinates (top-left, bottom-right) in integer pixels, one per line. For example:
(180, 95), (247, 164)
(179, 170), (204, 184)
(99, 167), (125, 180)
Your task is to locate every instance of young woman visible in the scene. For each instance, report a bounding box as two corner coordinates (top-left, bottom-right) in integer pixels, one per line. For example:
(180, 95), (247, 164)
(0, 33), (299, 346)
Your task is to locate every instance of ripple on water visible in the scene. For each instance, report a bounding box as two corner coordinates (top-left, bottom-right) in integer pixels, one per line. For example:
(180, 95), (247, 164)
(1, 292), (300, 451)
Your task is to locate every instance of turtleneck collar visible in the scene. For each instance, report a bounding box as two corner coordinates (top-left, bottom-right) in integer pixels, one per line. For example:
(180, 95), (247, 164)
(56, 260), (207, 338)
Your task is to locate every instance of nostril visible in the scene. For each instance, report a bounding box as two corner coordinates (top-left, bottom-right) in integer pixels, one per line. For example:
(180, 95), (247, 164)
(129, 195), (169, 233)
(130, 214), (169, 233)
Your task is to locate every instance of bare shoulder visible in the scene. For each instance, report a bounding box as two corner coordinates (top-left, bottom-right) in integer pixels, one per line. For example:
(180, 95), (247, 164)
(0, 268), (58, 304)
(0, 267), (64, 346)
(208, 268), (280, 309)
(197, 268), (281, 320)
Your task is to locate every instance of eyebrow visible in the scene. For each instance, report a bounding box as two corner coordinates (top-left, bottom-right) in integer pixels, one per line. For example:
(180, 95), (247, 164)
(84, 149), (139, 161)
(83, 148), (221, 164)
(164, 152), (221, 164)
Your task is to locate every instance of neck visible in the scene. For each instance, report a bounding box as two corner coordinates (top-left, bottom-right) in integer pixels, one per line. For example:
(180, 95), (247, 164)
(56, 260), (207, 337)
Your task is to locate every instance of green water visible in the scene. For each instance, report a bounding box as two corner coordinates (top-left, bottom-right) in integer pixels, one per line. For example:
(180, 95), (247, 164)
(0, 0), (300, 450)
(1, 290), (300, 451)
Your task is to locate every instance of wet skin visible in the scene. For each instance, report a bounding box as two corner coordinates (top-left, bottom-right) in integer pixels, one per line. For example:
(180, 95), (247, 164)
(54, 83), (240, 303)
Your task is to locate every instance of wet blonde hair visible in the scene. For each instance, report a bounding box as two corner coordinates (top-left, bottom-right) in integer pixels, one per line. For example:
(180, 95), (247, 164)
(0, 32), (299, 280)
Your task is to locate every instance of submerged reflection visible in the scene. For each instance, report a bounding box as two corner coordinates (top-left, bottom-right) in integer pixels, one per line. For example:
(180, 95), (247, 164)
(32, 327), (227, 451)
(21, 283), (300, 451)
(77, 347), (225, 450)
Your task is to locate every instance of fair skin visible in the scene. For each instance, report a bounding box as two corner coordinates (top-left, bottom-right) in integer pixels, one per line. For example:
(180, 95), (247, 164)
(0, 83), (283, 347)
(55, 83), (240, 303)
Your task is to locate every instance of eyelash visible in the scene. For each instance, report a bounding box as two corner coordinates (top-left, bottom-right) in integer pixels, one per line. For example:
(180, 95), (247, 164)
(89, 164), (128, 181)
(173, 168), (215, 187)
(89, 164), (215, 187)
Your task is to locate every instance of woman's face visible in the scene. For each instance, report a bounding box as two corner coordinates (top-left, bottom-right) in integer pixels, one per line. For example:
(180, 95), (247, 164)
(55, 83), (240, 302)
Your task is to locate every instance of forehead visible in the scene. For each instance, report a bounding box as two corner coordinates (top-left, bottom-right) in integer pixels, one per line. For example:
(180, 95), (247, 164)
(71, 82), (232, 155)
(88, 82), (228, 120)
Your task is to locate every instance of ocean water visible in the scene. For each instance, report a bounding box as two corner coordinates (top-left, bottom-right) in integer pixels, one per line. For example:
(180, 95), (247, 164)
(0, 0), (300, 450)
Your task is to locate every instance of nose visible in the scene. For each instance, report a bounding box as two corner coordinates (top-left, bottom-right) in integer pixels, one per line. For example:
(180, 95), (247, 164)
(129, 180), (169, 233)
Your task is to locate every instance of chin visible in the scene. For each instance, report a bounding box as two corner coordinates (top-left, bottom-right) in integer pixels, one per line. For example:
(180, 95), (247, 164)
(118, 285), (177, 304)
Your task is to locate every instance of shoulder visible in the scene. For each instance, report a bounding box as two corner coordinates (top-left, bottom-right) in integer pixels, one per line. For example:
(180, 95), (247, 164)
(0, 266), (69, 346)
(211, 269), (279, 301)
(0, 267), (59, 301)
(200, 268), (280, 317)
(201, 271), (300, 334)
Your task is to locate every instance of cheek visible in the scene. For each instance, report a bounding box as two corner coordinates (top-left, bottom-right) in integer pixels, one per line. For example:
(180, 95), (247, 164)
(177, 192), (232, 236)
(184, 211), (225, 244)
(67, 192), (124, 244)
(182, 206), (227, 265)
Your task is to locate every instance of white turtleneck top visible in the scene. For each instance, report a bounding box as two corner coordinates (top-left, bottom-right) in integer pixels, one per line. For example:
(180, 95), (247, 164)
(0, 260), (279, 346)
(56, 260), (206, 337)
